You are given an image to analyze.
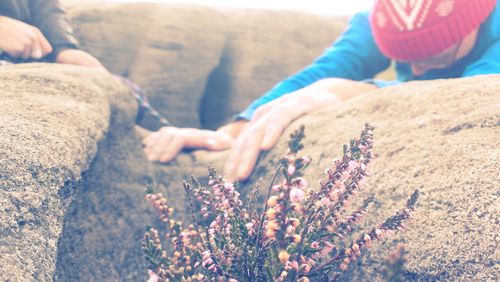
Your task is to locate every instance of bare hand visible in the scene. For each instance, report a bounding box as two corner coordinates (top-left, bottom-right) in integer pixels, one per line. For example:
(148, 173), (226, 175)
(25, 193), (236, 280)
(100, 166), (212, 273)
(55, 49), (105, 69)
(0, 16), (52, 59)
(143, 127), (234, 163)
(223, 78), (377, 181)
(217, 120), (249, 138)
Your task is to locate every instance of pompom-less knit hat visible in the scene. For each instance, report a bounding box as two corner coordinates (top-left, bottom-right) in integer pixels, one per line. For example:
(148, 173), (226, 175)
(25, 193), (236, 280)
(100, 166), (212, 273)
(370, 0), (497, 61)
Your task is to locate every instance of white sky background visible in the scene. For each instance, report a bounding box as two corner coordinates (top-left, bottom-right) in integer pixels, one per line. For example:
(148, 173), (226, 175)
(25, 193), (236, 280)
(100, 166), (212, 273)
(108, 0), (373, 15)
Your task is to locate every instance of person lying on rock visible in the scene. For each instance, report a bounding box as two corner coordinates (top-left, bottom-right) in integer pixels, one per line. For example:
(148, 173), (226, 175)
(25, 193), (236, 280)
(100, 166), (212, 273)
(0, 0), (103, 68)
(144, 0), (499, 182)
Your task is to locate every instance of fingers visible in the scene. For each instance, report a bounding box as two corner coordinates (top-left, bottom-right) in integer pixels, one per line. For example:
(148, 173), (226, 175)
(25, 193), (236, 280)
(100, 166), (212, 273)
(216, 120), (249, 138)
(182, 129), (234, 151)
(223, 121), (267, 182)
(35, 29), (52, 57)
(9, 28), (51, 59)
(30, 42), (42, 59)
(260, 102), (300, 150)
(252, 99), (280, 121)
(143, 127), (186, 163)
(157, 134), (184, 163)
(0, 17), (51, 59)
(223, 98), (303, 181)
(21, 38), (32, 59)
(142, 129), (167, 161)
(261, 117), (289, 150)
(143, 127), (235, 164)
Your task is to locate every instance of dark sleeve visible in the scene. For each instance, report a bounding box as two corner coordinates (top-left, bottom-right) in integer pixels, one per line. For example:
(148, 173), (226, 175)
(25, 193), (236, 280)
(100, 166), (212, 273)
(29, 0), (79, 56)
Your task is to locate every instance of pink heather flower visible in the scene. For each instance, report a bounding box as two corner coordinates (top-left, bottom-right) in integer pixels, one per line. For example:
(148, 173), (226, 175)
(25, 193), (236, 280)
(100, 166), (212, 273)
(296, 178), (309, 189)
(291, 234), (301, 243)
(228, 279), (239, 282)
(286, 260), (299, 271)
(207, 264), (217, 272)
(224, 182), (235, 192)
(329, 191), (339, 202)
(334, 181), (346, 190)
(310, 241), (320, 249)
(202, 250), (211, 260)
(278, 250), (290, 264)
(287, 165), (296, 176)
(265, 220), (280, 238)
(289, 218), (300, 228)
(265, 229), (277, 238)
(301, 157), (311, 165)
(266, 208), (278, 219)
(210, 220), (217, 228)
(290, 188), (305, 203)
(347, 160), (358, 171)
(267, 196), (279, 207)
(222, 199), (231, 209)
(147, 270), (160, 282)
(202, 258), (214, 268)
(320, 197), (331, 206)
(320, 245), (333, 257)
(292, 203), (302, 213)
(301, 263), (312, 273)
(245, 222), (253, 230)
(386, 229), (396, 237)
(341, 171), (350, 181)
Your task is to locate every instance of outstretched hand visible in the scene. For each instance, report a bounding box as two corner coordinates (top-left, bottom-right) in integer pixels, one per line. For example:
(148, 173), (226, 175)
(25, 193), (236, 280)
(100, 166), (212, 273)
(0, 16), (52, 59)
(222, 78), (377, 182)
(143, 127), (234, 163)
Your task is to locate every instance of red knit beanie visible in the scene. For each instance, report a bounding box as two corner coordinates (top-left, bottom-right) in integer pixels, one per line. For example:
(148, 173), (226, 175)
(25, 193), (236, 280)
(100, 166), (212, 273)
(370, 0), (497, 61)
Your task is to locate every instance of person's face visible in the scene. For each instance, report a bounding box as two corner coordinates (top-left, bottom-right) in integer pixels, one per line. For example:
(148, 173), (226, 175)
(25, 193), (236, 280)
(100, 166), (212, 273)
(409, 40), (462, 76)
(404, 29), (478, 76)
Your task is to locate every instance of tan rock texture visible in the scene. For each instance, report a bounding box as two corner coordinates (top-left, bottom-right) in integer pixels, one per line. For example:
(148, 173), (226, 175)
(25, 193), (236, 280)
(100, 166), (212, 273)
(239, 75), (500, 281)
(0, 64), (131, 281)
(66, 3), (347, 130)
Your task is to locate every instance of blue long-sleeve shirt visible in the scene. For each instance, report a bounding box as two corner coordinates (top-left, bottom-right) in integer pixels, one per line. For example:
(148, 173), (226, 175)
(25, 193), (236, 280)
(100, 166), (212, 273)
(239, 2), (500, 120)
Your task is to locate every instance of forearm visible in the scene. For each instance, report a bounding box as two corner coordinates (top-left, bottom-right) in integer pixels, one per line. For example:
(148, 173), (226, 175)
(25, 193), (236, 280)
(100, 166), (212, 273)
(238, 11), (390, 120)
(307, 78), (378, 101)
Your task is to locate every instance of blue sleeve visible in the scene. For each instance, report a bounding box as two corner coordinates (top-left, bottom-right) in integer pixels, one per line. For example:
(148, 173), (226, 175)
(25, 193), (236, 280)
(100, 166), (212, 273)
(463, 39), (500, 77)
(238, 11), (391, 120)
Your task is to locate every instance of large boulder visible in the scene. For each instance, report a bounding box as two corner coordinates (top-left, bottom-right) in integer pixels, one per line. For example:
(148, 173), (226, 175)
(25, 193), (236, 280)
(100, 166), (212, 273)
(66, 2), (348, 130)
(0, 64), (132, 281)
(52, 73), (500, 281)
(67, 3), (228, 129)
(240, 75), (500, 280)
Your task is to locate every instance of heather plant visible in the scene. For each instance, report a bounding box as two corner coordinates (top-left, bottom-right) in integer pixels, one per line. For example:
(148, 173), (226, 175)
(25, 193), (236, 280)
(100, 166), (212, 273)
(143, 124), (418, 281)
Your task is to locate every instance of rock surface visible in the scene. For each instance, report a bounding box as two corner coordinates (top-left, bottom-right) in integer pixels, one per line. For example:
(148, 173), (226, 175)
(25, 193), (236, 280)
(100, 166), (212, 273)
(240, 75), (500, 280)
(66, 3), (347, 130)
(0, 64), (130, 281)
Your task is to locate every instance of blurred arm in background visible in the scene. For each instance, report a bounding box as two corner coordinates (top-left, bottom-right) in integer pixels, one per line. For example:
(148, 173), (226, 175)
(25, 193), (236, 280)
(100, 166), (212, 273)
(0, 0), (103, 68)
(30, 0), (104, 68)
